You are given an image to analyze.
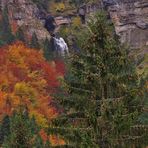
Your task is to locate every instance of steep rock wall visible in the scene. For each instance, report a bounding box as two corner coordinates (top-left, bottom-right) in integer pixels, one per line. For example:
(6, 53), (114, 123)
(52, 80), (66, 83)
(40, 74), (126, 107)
(104, 0), (148, 49)
(0, 0), (50, 41)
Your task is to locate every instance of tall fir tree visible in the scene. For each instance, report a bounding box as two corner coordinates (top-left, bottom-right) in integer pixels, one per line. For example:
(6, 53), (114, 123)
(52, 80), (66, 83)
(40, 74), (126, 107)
(43, 37), (54, 61)
(0, 115), (10, 146)
(1, 111), (45, 148)
(16, 27), (26, 43)
(2, 112), (33, 148)
(0, 6), (15, 45)
(52, 12), (145, 147)
(33, 135), (45, 148)
(30, 32), (40, 49)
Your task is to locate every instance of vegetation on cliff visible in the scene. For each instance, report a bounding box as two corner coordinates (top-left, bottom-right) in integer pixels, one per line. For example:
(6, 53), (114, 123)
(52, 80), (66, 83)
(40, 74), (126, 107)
(0, 0), (147, 147)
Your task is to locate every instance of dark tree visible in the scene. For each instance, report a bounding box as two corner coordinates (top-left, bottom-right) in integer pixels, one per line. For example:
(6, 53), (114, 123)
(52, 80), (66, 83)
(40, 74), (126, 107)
(30, 32), (40, 49)
(1, 111), (48, 148)
(16, 27), (26, 43)
(43, 37), (54, 61)
(2, 113), (31, 148)
(0, 115), (10, 146)
(0, 6), (15, 45)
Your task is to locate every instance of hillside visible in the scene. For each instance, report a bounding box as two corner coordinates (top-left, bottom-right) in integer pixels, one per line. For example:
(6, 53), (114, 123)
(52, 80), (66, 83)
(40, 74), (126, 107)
(0, 0), (147, 147)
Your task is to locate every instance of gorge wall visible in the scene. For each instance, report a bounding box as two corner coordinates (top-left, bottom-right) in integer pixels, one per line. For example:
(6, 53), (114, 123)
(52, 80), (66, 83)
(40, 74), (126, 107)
(0, 0), (50, 40)
(104, 0), (148, 49)
(0, 0), (148, 49)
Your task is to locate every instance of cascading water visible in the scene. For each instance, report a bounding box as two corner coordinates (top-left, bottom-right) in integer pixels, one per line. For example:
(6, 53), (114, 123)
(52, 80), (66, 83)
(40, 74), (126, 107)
(53, 36), (69, 56)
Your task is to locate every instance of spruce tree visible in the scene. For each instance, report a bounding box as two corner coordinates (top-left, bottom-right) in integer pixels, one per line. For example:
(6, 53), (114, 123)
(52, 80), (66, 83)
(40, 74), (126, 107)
(0, 6), (15, 44)
(33, 135), (45, 148)
(2, 111), (48, 148)
(16, 27), (26, 43)
(30, 32), (40, 49)
(52, 12), (145, 147)
(0, 115), (10, 145)
(3, 112), (33, 148)
(43, 38), (54, 61)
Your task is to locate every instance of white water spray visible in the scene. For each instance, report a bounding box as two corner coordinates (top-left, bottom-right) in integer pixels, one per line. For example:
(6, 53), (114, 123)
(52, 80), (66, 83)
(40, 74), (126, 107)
(53, 37), (69, 56)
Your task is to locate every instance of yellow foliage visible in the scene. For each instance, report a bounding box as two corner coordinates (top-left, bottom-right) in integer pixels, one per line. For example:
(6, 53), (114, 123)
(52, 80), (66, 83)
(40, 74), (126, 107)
(56, 3), (65, 12)
(9, 93), (21, 107)
(72, 17), (81, 28)
(14, 82), (37, 100)
(8, 44), (28, 70)
(0, 74), (9, 91)
(29, 110), (48, 128)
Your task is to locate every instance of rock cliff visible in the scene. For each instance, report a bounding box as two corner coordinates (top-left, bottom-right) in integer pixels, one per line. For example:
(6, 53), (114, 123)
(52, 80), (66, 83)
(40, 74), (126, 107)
(103, 0), (148, 49)
(0, 0), (50, 41)
(0, 0), (147, 49)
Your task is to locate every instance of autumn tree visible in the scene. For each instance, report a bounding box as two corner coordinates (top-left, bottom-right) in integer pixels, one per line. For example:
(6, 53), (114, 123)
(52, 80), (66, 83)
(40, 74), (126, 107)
(0, 41), (65, 145)
(0, 41), (63, 125)
(53, 12), (145, 147)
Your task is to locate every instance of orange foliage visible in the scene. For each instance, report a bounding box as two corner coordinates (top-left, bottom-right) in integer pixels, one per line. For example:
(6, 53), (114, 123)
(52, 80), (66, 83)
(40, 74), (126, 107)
(55, 60), (66, 76)
(49, 135), (65, 146)
(39, 129), (65, 146)
(0, 42), (65, 128)
(39, 129), (48, 142)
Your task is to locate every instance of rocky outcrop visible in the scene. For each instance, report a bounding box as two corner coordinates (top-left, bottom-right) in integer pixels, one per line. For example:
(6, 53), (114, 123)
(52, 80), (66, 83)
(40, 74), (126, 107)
(0, 0), (50, 41)
(103, 0), (148, 49)
(0, 0), (147, 49)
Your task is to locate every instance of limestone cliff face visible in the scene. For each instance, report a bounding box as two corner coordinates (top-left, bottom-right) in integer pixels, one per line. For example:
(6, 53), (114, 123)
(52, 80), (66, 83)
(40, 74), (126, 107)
(0, 0), (147, 48)
(104, 0), (148, 49)
(0, 0), (50, 41)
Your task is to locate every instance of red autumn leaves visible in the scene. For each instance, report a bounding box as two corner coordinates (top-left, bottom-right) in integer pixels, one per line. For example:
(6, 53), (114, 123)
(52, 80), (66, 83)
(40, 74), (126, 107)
(0, 42), (65, 128)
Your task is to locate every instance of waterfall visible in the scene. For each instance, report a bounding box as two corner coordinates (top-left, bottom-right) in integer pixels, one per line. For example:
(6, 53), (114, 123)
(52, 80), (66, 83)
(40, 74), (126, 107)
(53, 36), (69, 56)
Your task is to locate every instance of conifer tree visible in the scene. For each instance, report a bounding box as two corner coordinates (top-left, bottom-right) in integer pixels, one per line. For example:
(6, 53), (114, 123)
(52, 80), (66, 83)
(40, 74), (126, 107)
(30, 32), (40, 49)
(53, 12), (145, 147)
(2, 112), (33, 148)
(2, 112), (48, 148)
(0, 115), (10, 145)
(33, 135), (45, 148)
(0, 6), (15, 44)
(0, 39), (5, 46)
(16, 27), (26, 43)
(43, 38), (54, 61)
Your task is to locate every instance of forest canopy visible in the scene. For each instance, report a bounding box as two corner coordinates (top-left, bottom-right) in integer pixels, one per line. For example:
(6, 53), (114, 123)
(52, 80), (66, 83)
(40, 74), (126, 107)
(0, 42), (65, 127)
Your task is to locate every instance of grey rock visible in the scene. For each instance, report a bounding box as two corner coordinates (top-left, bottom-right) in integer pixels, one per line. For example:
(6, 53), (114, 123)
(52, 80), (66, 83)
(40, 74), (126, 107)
(106, 0), (148, 48)
(0, 0), (50, 41)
